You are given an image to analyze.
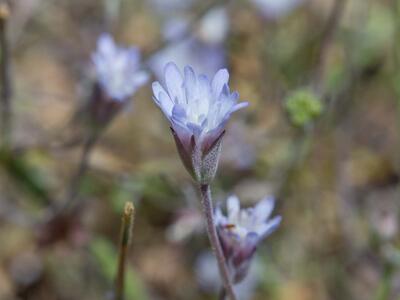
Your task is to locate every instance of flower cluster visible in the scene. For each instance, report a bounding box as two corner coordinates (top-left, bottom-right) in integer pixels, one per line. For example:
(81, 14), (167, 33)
(86, 31), (281, 295)
(152, 62), (248, 184)
(215, 195), (281, 283)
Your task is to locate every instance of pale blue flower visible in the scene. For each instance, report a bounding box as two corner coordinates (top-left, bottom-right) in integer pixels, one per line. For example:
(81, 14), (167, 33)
(92, 33), (149, 101)
(153, 62), (247, 142)
(215, 195), (281, 283)
(152, 62), (248, 183)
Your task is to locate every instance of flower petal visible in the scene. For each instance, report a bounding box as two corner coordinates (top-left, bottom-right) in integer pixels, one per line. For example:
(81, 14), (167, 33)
(164, 62), (184, 103)
(257, 215), (282, 238)
(212, 68), (229, 98)
(153, 84), (174, 118)
(231, 101), (249, 113)
(227, 195), (240, 221)
(184, 65), (197, 100)
(254, 196), (275, 222)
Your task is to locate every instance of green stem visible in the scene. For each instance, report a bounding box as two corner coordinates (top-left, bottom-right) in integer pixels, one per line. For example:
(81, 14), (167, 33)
(199, 184), (237, 300)
(115, 202), (135, 300)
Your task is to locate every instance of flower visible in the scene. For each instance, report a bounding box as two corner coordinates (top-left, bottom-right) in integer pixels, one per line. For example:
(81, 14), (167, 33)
(251, 0), (303, 19)
(92, 33), (149, 101)
(215, 195), (281, 283)
(152, 62), (248, 184)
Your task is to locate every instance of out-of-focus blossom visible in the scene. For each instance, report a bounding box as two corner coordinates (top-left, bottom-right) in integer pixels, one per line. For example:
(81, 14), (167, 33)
(92, 33), (149, 101)
(149, 0), (196, 15)
(195, 251), (260, 300)
(150, 40), (226, 79)
(215, 195), (281, 283)
(152, 63), (248, 184)
(166, 207), (203, 242)
(80, 33), (148, 131)
(197, 7), (229, 45)
(251, 0), (304, 19)
(149, 7), (229, 79)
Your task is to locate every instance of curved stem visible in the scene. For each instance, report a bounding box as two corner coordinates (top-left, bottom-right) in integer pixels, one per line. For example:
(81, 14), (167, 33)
(199, 184), (236, 300)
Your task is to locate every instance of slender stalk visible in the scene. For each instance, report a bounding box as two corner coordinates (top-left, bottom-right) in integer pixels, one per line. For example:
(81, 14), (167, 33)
(65, 132), (98, 207)
(313, 0), (347, 95)
(115, 202), (135, 300)
(43, 131), (99, 221)
(199, 184), (236, 300)
(218, 287), (226, 300)
(0, 3), (12, 146)
(392, 0), (400, 175)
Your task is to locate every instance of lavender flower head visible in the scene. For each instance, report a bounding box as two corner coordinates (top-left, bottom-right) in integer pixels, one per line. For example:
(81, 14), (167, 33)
(92, 33), (149, 101)
(215, 195), (281, 283)
(152, 62), (248, 184)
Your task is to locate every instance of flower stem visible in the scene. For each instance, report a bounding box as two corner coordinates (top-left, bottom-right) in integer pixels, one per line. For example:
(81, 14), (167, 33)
(199, 184), (236, 300)
(115, 202), (135, 300)
(65, 132), (98, 207)
(0, 3), (12, 146)
(219, 288), (226, 300)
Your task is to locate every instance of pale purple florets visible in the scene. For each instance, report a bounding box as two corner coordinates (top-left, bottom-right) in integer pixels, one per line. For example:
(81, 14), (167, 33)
(215, 195), (281, 283)
(152, 62), (248, 184)
(152, 62), (248, 141)
(92, 33), (149, 101)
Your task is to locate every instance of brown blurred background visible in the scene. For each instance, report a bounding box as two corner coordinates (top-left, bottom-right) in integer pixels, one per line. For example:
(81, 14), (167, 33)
(0, 0), (399, 299)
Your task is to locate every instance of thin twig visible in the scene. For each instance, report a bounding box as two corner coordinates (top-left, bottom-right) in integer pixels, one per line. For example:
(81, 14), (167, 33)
(313, 0), (347, 95)
(115, 201), (135, 300)
(199, 184), (237, 300)
(66, 132), (98, 204)
(0, 2), (12, 145)
(392, 0), (400, 175)
(42, 131), (99, 223)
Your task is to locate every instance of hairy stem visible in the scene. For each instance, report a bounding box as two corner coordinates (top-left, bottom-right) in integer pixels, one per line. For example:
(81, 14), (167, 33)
(199, 184), (236, 300)
(115, 202), (135, 300)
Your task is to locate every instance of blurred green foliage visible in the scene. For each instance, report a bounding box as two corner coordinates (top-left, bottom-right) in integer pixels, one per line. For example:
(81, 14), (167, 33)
(285, 89), (323, 128)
